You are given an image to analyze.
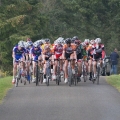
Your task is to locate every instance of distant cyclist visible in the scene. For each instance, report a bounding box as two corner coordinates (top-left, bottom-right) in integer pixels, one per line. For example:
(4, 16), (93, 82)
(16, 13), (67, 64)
(29, 42), (42, 83)
(12, 40), (26, 84)
(62, 38), (77, 83)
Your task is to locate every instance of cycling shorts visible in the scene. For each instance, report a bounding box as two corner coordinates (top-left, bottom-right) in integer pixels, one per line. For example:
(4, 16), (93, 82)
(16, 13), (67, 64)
(14, 55), (23, 63)
(33, 56), (39, 61)
(65, 52), (72, 59)
(77, 53), (82, 60)
(94, 54), (102, 61)
(55, 54), (62, 59)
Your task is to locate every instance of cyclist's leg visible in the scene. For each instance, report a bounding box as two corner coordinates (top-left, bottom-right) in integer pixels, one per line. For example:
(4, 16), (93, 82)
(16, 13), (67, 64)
(70, 53), (75, 74)
(12, 62), (18, 83)
(32, 56), (37, 82)
(88, 58), (93, 80)
(52, 54), (58, 80)
(64, 53), (70, 83)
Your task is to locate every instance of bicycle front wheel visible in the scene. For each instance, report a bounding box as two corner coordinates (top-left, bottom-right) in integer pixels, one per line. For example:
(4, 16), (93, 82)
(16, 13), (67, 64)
(36, 65), (39, 86)
(68, 68), (72, 86)
(97, 67), (100, 85)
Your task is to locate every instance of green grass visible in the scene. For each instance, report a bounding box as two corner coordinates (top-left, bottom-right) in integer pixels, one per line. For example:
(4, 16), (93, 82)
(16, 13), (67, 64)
(106, 75), (120, 92)
(0, 76), (13, 104)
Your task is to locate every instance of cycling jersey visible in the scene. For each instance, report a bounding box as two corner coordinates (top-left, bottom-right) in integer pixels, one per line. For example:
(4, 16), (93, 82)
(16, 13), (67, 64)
(13, 46), (26, 61)
(88, 43), (105, 60)
(41, 43), (52, 50)
(30, 47), (42, 60)
(53, 44), (63, 54)
(63, 44), (76, 54)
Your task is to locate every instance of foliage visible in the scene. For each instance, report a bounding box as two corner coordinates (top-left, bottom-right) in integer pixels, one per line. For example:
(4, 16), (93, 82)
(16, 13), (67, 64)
(0, 0), (120, 72)
(0, 76), (13, 104)
(106, 75), (120, 92)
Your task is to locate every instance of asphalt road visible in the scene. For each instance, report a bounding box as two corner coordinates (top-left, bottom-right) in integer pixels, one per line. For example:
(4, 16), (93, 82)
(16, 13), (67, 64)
(0, 76), (120, 120)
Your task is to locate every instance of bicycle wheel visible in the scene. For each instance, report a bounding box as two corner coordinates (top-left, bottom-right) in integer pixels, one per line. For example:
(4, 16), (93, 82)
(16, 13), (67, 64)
(36, 65), (39, 86)
(40, 73), (43, 84)
(68, 67), (72, 86)
(97, 67), (100, 85)
(56, 65), (61, 85)
(83, 70), (87, 82)
(46, 76), (49, 86)
(15, 78), (18, 87)
(91, 72), (95, 84)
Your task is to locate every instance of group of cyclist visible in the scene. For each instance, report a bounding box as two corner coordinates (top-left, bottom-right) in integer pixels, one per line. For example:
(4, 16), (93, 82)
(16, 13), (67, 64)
(12, 36), (105, 84)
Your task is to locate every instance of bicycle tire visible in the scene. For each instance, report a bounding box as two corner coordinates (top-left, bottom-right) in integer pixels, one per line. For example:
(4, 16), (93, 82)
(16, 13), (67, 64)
(15, 78), (18, 87)
(68, 68), (72, 86)
(46, 76), (49, 86)
(36, 64), (39, 86)
(97, 67), (100, 85)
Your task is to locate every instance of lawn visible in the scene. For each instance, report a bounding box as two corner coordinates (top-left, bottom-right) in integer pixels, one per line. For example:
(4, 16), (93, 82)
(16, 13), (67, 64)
(0, 76), (13, 104)
(106, 75), (120, 92)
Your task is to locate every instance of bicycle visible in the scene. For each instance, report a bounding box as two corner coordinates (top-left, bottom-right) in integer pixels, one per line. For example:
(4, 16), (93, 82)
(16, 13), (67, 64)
(54, 58), (61, 85)
(15, 59), (22, 87)
(15, 60), (27, 87)
(32, 59), (43, 86)
(67, 58), (77, 87)
(96, 59), (101, 85)
(45, 59), (52, 86)
(91, 59), (101, 84)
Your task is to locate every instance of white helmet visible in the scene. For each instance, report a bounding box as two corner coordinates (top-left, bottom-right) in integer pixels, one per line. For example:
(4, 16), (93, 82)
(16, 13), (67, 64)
(56, 37), (64, 41)
(33, 42), (39, 47)
(84, 39), (89, 45)
(90, 40), (95, 45)
(18, 40), (24, 47)
(95, 38), (101, 43)
(81, 42), (86, 47)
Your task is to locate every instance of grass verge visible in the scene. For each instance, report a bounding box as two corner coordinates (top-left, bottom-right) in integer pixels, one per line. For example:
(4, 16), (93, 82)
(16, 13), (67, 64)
(0, 76), (13, 104)
(106, 75), (120, 92)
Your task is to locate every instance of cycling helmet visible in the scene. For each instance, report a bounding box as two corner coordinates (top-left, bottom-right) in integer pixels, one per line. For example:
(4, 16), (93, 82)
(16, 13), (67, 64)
(95, 38), (101, 44)
(33, 42), (39, 47)
(36, 40), (43, 45)
(45, 38), (50, 43)
(56, 37), (64, 41)
(81, 42), (86, 47)
(74, 39), (81, 45)
(57, 40), (62, 44)
(18, 40), (24, 48)
(23, 42), (28, 48)
(84, 39), (89, 45)
(27, 41), (33, 46)
(90, 40), (95, 45)
(65, 38), (71, 44)
(72, 36), (79, 40)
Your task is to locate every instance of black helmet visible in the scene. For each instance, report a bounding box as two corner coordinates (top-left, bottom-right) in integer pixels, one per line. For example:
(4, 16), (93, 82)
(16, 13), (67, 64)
(65, 38), (71, 44)
(73, 36), (78, 40)
(45, 38), (50, 43)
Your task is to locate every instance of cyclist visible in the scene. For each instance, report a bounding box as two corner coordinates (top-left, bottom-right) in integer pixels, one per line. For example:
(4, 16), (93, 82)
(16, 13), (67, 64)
(62, 38), (77, 83)
(12, 40), (26, 84)
(52, 37), (64, 80)
(25, 41), (33, 81)
(42, 45), (53, 83)
(41, 38), (52, 50)
(74, 37), (82, 81)
(30, 42), (42, 83)
(80, 42), (89, 77)
(87, 39), (95, 80)
(88, 38), (105, 80)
